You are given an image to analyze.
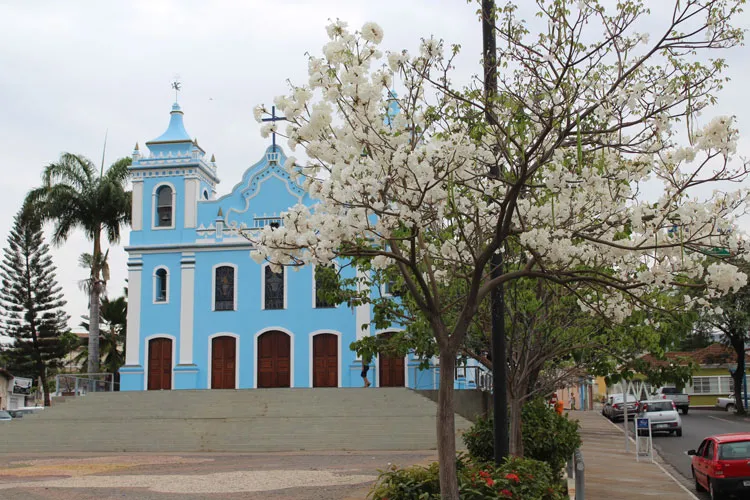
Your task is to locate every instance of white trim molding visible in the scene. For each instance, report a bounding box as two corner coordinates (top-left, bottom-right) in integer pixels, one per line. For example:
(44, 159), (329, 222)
(253, 327), (295, 388)
(125, 262), (143, 366)
(131, 181), (144, 231)
(151, 181), (177, 230)
(143, 334), (177, 390)
(179, 255), (195, 364)
(211, 262), (238, 311)
(308, 330), (343, 388)
(152, 265), (170, 304)
(261, 262), (287, 310)
(184, 178), (199, 229)
(207, 332), (240, 389)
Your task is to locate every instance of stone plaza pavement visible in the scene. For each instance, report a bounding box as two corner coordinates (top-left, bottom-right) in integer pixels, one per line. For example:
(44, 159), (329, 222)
(0, 450), (436, 500)
(573, 410), (697, 499)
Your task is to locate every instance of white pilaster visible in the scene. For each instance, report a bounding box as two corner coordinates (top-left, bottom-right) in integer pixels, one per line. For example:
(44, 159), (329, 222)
(131, 181), (144, 231)
(125, 259), (142, 365)
(184, 178), (199, 228)
(355, 267), (371, 341)
(179, 253), (196, 364)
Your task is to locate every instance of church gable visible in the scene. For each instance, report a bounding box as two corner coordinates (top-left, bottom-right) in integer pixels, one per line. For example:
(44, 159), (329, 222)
(196, 146), (308, 239)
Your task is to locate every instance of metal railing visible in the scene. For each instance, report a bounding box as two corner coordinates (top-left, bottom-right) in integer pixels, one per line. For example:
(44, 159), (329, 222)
(455, 365), (493, 392)
(567, 449), (585, 499)
(54, 373), (118, 396)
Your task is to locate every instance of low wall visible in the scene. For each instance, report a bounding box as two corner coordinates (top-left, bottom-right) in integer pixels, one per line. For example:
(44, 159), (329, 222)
(414, 389), (490, 422)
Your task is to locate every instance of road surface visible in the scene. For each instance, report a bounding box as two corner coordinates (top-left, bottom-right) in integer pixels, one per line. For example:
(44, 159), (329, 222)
(611, 409), (750, 499)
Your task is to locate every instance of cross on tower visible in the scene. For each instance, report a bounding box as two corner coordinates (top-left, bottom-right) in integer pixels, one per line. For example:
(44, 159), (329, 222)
(261, 105), (287, 152)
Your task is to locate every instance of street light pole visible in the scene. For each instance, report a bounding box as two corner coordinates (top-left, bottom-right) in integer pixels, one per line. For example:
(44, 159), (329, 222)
(482, 0), (509, 463)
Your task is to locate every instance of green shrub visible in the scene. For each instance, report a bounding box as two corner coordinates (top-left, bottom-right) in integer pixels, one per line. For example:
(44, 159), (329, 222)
(521, 399), (581, 475)
(369, 454), (566, 500)
(462, 414), (494, 463)
(461, 398), (581, 475)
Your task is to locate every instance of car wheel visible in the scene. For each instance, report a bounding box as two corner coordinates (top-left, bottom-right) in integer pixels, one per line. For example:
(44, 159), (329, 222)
(676, 429), (682, 437)
(682, 407), (689, 415)
(726, 403), (734, 413)
(693, 468), (705, 492)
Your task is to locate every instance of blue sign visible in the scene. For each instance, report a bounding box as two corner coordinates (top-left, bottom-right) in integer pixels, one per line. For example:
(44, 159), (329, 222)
(636, 418), (650, 430)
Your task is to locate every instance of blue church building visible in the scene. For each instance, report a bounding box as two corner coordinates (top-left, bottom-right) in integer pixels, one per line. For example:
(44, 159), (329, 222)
(119, 102), (461, 391)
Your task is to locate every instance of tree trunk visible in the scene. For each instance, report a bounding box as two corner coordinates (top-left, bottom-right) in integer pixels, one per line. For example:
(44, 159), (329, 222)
(87, 233), (102, 375)
(732, 340), (746, 415)
(508, 393), (524, 456)
(40, 371), (50, 407)
(437, 351), (459, 500)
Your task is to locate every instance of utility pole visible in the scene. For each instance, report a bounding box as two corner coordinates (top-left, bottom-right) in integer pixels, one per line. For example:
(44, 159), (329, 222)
(482, 0), (509, 463)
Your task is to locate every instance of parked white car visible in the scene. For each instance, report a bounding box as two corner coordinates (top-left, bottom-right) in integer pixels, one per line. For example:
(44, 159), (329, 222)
(716, 393), (737, 412)
(636, 399), (683, 437)
(0, 410), (12, 422)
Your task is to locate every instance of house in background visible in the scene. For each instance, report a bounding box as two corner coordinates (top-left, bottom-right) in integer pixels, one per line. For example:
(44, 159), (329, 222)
(639, 343), (750, 406)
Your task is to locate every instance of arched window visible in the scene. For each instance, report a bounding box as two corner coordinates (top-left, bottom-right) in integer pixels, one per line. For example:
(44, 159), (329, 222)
(202, 189), (209, 200)
(155, 268), (168, 303)
(314, 264), (336, 308)
(156, 185), (173, 227)
(214, 266), (235, 311)
(264, 266), (284, 310)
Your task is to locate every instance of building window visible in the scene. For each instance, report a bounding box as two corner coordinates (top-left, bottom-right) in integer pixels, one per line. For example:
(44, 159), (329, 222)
(155, 268), (168, 303)
(156, 185), (173, 227)
(215, 266), (235, 311)
(203, 189), (209, 200)
(315, 264), (336, 308)
(265, 266), (284, 310)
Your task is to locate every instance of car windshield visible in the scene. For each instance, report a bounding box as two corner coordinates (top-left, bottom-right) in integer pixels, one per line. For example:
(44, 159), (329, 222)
(718, 441), (750, 460)
(612, 395), (637, 403)
(0, 411), (11, 419)
(660, 387), (679, 394)
(643, 402), (673, 412)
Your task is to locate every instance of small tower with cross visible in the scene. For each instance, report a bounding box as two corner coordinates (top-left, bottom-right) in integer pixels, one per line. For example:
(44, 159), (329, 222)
(261, 105), (287, 156)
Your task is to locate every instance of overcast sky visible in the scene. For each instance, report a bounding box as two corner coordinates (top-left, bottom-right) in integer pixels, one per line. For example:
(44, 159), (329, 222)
(1, 1), (749, 342)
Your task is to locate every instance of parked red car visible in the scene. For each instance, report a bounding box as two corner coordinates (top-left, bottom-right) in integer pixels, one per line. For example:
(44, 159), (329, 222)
(689, 433), (750, 499)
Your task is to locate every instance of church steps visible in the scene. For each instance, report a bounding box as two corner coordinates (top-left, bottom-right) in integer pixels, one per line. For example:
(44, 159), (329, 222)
(0, 388), (472, 453)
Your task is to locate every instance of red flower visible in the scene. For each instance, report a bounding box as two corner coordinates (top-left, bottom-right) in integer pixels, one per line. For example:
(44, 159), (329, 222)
(500, 489), (513, 498)
(479, 471), (491, 479)
(505, 473), (520, 483)
(485, 478), (495, 487)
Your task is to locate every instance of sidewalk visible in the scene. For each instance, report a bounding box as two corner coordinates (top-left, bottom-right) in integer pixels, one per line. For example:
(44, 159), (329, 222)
(572, 411), (696, 499)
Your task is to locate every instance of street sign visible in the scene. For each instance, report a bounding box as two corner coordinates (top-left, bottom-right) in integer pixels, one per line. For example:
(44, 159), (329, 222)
(635, 417), (654, 463)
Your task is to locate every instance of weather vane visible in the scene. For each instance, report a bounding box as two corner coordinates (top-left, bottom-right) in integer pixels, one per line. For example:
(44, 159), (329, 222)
(171, 76), (182, 102)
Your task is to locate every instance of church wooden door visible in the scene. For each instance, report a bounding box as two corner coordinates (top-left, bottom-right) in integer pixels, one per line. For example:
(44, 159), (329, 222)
(312, 334), (338, 387)
(257, 331), (290, 388)
(147, 338), (172, 390)
(378, 332), (405, 387)
(211, 336), (236, 389)
(379, 353), (405, 387)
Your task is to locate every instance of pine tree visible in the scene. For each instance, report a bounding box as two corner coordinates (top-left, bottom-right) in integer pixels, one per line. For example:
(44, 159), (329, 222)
(0, 208), (69, 406)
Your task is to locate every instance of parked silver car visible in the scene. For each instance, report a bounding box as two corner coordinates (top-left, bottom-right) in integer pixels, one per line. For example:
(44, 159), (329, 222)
(603, 393), (639, 421)
(636, 399), (682, 437)
(0, 410), (12, 422)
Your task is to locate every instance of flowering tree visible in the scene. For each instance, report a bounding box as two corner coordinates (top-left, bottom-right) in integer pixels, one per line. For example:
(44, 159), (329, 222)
(249, 1), (749, 497)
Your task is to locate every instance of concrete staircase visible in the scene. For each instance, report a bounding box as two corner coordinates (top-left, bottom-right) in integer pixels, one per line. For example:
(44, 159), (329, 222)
(0, 388), (471, 453)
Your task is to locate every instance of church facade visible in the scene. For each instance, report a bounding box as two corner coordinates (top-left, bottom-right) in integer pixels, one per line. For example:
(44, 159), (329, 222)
(119, 102), (451, 391)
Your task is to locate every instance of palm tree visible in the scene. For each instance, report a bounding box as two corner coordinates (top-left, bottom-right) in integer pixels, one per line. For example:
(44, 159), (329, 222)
(26, 153), (131, 375)
(76, 295), (127, 387)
